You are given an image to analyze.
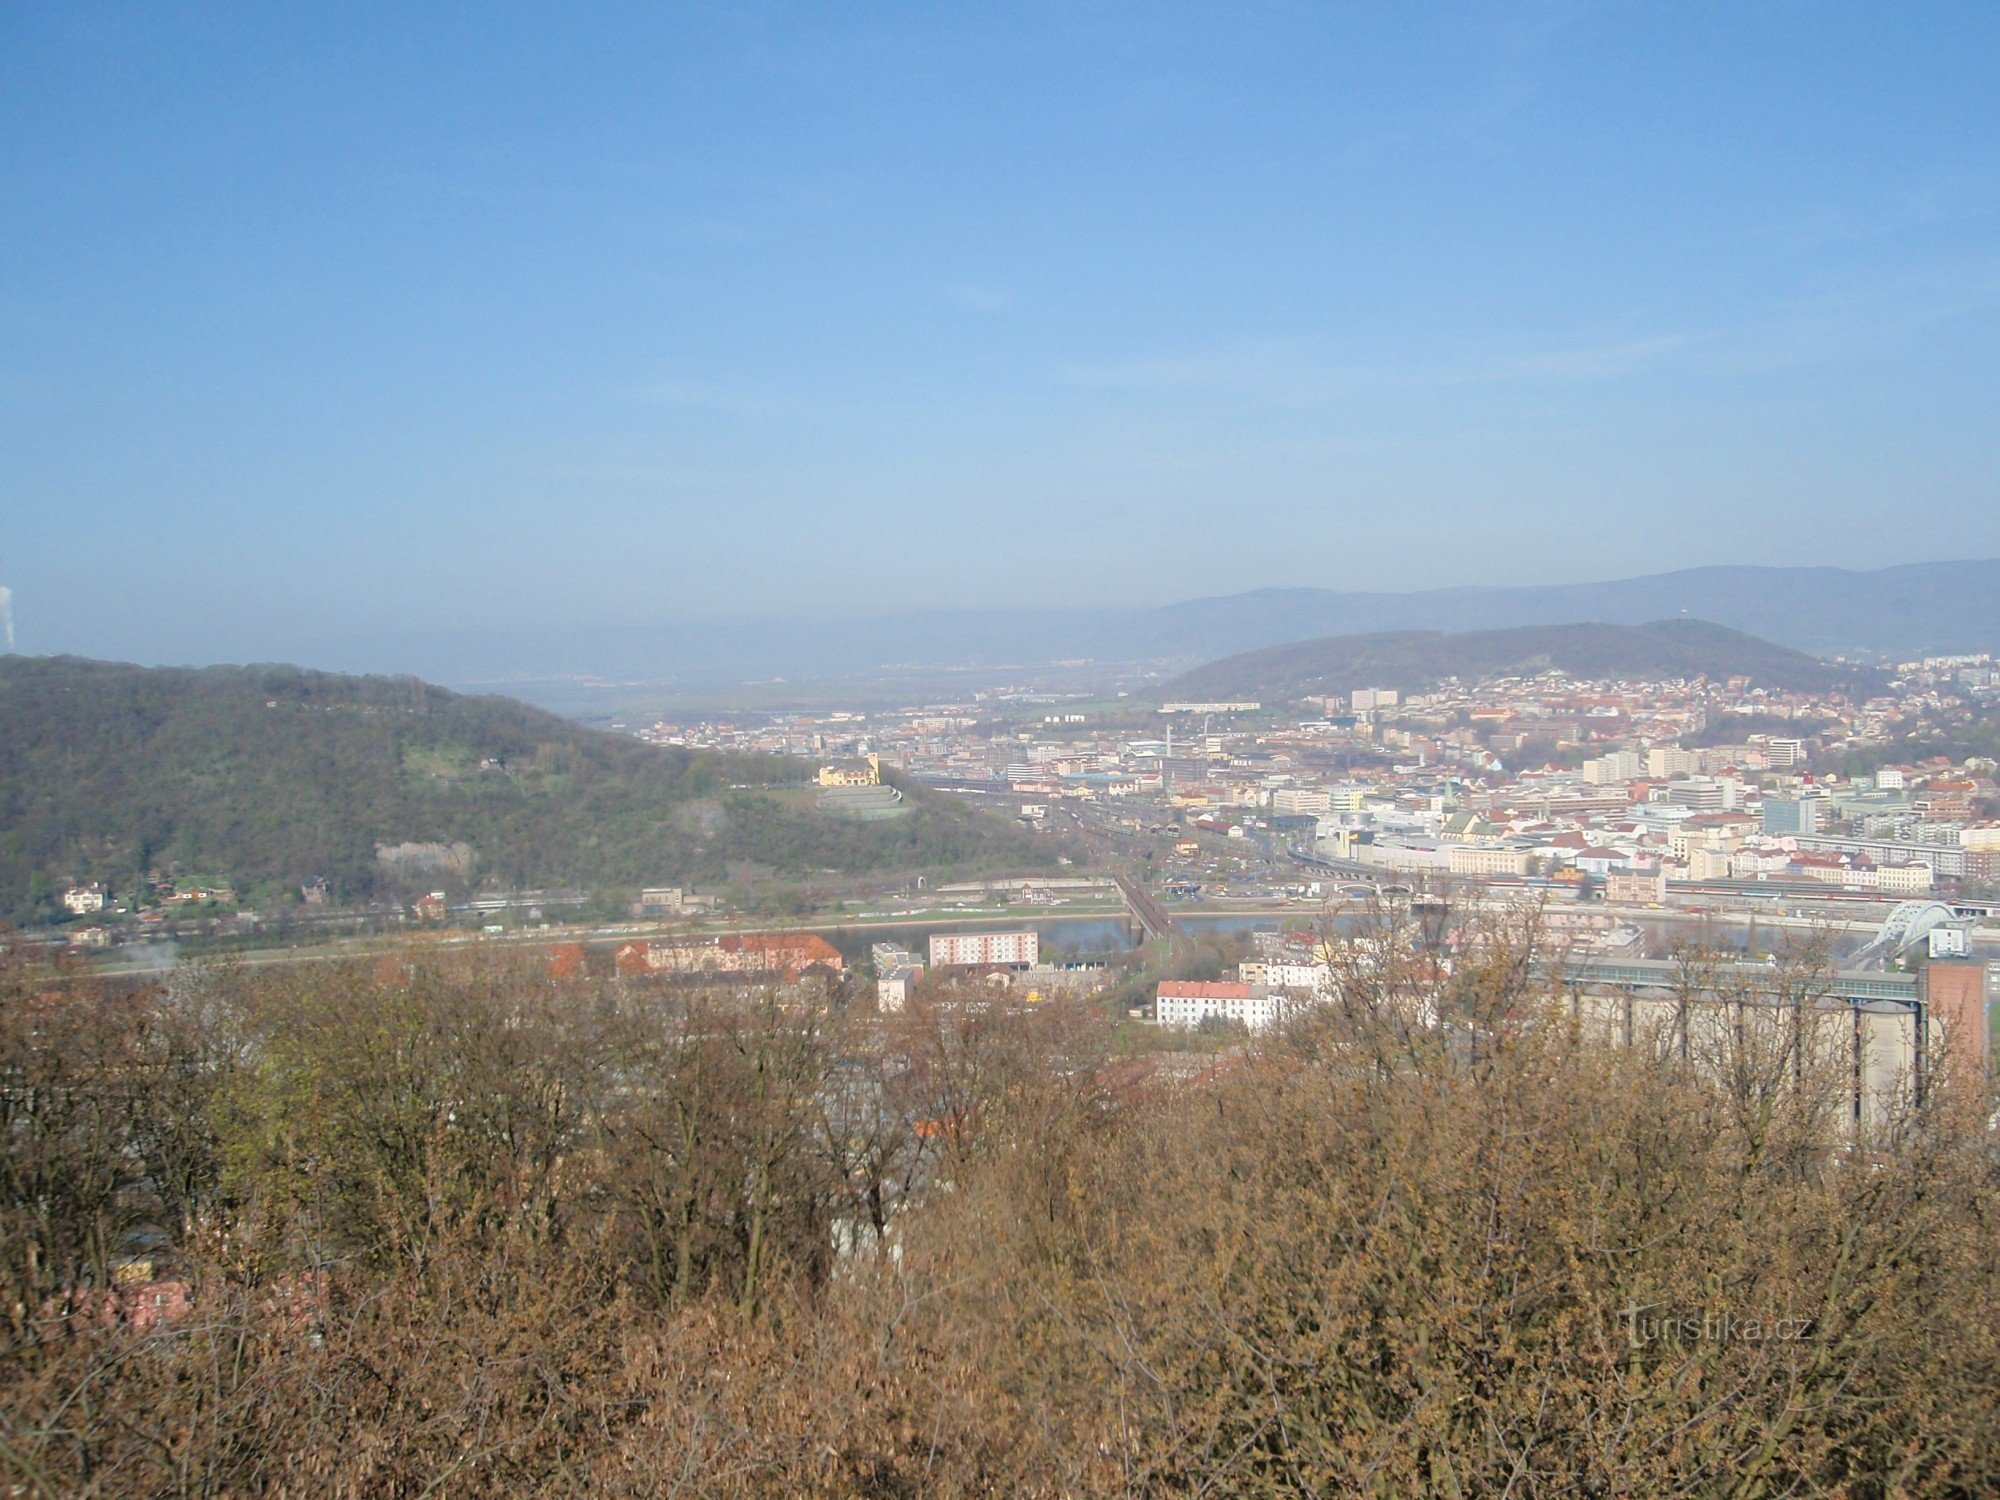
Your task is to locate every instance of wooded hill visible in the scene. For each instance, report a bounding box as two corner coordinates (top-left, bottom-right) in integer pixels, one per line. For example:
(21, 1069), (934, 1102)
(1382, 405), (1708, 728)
(0, 655), (1047, 918)
(1158, 618), (1875, 705)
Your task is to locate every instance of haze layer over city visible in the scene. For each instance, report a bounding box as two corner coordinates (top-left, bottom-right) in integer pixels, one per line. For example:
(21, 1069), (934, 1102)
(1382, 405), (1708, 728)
(5, 6), (2000, 1495)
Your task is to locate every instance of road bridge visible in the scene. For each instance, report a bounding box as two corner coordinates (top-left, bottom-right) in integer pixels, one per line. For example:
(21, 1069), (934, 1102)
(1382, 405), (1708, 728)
(1286, 842), (1387, 880)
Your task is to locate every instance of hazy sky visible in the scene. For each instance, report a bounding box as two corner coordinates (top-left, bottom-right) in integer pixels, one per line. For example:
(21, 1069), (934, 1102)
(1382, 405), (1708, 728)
(4, 3), (1997, 667)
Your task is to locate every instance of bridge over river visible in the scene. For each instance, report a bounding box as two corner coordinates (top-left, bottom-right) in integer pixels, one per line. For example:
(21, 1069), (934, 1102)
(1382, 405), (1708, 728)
(1113, 874), (1185, 942)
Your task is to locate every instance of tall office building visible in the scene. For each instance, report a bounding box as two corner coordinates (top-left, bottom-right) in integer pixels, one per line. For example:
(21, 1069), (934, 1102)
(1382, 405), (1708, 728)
(1763, 796), (1823, 837)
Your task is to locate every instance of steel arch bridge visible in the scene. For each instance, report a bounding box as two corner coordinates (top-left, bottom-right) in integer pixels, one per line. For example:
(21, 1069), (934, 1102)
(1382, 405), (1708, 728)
(1850, 900), (1960, 967)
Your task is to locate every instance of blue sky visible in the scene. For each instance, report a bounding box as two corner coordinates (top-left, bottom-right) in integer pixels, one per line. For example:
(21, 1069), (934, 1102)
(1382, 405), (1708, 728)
(3, 2), (1997, 668)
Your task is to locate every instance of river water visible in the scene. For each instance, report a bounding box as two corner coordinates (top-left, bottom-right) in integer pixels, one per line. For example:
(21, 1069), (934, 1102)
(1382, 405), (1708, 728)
(827, 909), (2000, 967)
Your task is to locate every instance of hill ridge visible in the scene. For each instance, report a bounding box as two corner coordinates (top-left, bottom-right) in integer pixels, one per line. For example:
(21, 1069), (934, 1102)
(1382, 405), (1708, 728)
(1157, 618), (1874, 704)
(98, 558), (1996, 694)
(0, 655), (1045, 920)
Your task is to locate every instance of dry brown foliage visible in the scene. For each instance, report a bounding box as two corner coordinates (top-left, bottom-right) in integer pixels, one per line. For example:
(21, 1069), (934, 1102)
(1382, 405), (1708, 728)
(3, 930), (1998, 1496)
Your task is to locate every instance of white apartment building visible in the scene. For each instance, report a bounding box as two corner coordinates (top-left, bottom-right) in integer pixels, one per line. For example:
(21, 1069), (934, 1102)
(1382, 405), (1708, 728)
(1765, 737), (1805, 768)
(1661, 777), (1743, 811)
(1669, 820), (1748, 859)
(1264, 964), (1328, 1000)
(1793, 834), (1966, 879)
(1272, 787), (1334, 817)
(1729, 847), (1793, 878)
(1448, 844), (1533, 877)
(1583, 751), (1643, 784)
(1154, 981), (1293, 1032)
(876, 964), (923, 1013)
(929, 930), (1040, 967)
(1687, 846), (1736, 881)
(1647, 747), (1699, 778)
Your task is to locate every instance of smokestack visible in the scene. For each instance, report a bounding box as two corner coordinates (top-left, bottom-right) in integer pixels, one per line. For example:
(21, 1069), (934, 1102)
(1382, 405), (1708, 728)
(0, 586), (12, 653)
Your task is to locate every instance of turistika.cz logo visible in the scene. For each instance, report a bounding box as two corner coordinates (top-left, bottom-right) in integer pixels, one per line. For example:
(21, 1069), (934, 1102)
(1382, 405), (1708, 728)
(1618, 1303), (1817, 1349)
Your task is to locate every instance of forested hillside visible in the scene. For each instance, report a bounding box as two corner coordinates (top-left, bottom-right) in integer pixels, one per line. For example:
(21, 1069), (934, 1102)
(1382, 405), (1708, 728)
(0, 656), (1044, 916)
(1159, 618), (1873, 704)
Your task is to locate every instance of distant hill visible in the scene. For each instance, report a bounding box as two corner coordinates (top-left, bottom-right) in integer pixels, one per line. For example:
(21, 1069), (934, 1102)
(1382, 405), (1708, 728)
(1122, 558), (2000, 667)
(40, 559), (1997, 696)
(1157, 619), (1875, 705)
(238, 557), (1992, 692)
(0, 656), (1047, 920)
